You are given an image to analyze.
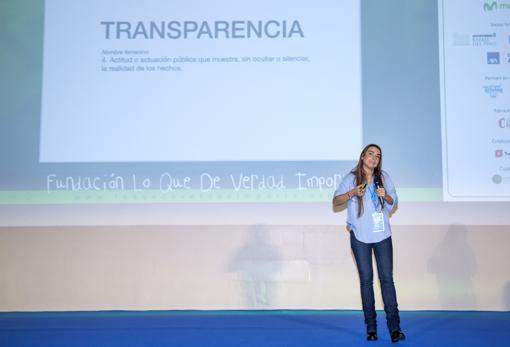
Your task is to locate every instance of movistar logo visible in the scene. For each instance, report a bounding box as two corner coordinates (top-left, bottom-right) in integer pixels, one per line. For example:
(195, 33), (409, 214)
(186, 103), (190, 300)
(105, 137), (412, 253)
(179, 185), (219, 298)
(484, 1), (510, 11)
(484, 1), (498, 11)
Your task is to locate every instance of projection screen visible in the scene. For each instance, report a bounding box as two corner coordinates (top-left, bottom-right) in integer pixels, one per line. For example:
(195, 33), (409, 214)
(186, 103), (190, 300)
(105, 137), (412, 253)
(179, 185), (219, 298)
(0, 0), (509, 226)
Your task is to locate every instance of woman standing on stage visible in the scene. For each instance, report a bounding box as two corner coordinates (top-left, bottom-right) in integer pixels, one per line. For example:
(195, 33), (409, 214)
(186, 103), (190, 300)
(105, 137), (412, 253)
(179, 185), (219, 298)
(332, 144), (406, 343)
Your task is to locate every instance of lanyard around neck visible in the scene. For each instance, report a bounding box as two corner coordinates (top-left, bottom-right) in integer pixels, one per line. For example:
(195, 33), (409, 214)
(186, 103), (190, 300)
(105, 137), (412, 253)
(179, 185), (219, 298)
(367, 182), (378, 209)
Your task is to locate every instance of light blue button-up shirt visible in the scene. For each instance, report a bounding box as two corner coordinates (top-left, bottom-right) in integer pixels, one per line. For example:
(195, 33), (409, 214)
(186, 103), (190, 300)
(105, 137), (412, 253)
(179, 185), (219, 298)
(334, 171), (398, 244)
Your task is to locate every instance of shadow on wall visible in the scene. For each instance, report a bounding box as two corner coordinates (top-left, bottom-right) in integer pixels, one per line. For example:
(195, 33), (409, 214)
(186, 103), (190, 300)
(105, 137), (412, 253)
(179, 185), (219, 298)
(228, 225), (281, 308)
(427, 224), (478, 310)
(504, 282), (510, 310)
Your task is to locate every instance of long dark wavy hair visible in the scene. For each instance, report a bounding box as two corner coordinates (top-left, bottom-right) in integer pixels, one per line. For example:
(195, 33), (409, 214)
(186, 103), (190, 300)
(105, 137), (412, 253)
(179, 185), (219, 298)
(350, 144), (383, 217)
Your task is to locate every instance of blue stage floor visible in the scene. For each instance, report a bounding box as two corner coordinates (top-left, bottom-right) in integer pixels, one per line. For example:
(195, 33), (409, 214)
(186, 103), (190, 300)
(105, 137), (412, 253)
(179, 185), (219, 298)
(1, 310), (509, 347)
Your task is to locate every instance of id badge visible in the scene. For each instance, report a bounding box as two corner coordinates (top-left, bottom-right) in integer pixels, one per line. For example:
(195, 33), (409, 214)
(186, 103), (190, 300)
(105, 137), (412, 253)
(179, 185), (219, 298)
(371, 212), (385, 233)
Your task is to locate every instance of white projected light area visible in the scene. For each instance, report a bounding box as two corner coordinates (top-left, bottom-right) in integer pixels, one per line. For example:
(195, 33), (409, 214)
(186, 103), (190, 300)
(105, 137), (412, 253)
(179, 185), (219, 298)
(439, 0), (510, 201)
(40, 0), (362, 163)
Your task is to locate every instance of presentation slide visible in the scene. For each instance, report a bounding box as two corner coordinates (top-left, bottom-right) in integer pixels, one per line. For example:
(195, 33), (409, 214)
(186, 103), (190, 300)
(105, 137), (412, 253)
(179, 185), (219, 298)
(40, 0), (362, 163)
(439, 0), (510, 201)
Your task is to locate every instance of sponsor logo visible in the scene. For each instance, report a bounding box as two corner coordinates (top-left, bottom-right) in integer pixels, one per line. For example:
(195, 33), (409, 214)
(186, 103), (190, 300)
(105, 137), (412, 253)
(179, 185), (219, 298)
(452, 32), (471, 46)
(473, 33), (497, 46)
(495, 149), (510, 157)
(487, 52), (501, 64)
(484, 1), (510, 11)
(484, 1), (498, 11)
(484, 85), (503, 97)
(492, 174), (503, 184)
(499, 117), (510, 128)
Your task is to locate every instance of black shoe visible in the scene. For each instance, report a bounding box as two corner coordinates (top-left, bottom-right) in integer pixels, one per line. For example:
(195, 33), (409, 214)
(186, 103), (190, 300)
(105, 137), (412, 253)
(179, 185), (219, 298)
(391, 330), (406, 343)
(366, 332), (378, 341)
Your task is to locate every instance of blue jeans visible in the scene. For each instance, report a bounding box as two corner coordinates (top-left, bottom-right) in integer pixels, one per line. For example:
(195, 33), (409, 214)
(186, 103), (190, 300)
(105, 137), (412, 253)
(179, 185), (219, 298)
(350, 231), (401, 333)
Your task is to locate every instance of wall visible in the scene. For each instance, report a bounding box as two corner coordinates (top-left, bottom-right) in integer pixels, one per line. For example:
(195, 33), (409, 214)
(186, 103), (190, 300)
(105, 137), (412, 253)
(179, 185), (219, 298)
(1, 224), (509, 311)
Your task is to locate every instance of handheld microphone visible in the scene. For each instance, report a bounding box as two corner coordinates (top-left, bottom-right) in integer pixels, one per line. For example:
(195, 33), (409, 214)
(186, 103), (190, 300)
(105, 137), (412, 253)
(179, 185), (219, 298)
(373, 172), (384, 208)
